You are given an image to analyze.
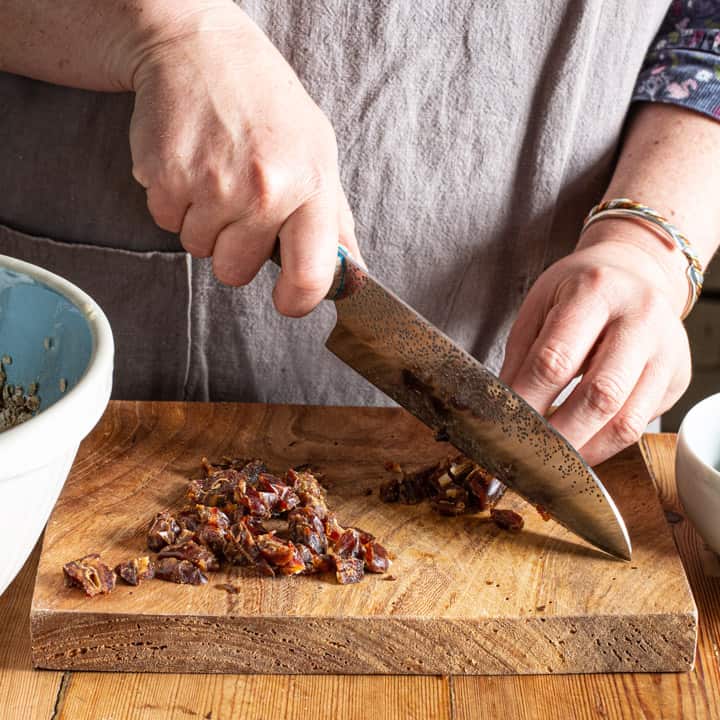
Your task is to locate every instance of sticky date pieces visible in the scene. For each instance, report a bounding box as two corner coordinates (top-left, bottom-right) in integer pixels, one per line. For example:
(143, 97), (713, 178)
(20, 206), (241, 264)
(491, 508), (524, 532)
(333, 555), (365, 585)
(63, 554), (116, 597)
(115, 556), (155, 586)
(147, 511), (180, 551)
(157, 540), (220, 572)
(155, 557), (208, 585)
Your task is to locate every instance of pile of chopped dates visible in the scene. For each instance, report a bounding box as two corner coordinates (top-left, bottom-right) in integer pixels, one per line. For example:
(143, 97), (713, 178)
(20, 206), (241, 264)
(380, 454), (524, 531)
(0, 355), (40, 432)
(63, 458), (392, 597)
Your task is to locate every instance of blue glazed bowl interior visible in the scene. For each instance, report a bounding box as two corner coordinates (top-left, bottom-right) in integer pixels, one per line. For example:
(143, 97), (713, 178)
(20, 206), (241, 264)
(0, 267), (92, 413)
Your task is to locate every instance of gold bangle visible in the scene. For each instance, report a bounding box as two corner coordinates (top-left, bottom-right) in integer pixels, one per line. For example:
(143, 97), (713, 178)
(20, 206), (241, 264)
(581, 198), (704, 320)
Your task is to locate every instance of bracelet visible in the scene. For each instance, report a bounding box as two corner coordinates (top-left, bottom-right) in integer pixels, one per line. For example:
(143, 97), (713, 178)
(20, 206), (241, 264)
(581, 198), (704, 320)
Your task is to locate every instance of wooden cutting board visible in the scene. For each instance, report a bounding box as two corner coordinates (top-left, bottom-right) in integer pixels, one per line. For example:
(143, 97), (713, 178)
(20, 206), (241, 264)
(30, 401), (697, 675)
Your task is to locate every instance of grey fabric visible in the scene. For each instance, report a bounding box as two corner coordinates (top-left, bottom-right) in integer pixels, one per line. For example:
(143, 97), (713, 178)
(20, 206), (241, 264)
(0, 1), (672, 403)
(0, 225), (191, 400)
(0, 74), (176, 252)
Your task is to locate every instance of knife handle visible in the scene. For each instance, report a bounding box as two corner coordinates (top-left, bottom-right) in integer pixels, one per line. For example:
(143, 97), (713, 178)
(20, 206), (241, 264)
(269, 239), (349, 301)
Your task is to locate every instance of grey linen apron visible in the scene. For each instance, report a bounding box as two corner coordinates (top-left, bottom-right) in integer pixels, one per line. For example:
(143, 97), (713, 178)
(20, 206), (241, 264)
(0, 1), (671, 403)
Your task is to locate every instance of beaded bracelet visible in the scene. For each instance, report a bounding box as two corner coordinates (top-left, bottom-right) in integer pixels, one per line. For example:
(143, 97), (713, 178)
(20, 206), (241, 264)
(580, 198), (704, 320)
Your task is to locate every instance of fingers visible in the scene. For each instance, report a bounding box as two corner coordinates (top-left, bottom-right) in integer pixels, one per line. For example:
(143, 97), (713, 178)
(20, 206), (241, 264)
(577, 326), (691, 465)
(548, 317), (652, 453)
(272, 192), (339, 317)
(505, 288), (611, 416)
(150, 173), (353, 312)
(575, 363), (664, 466)
(499, 289), (544, 386)
(211, 220), (276, 286)
(144, 185), (189, 234)
(178, 203), (225, 259)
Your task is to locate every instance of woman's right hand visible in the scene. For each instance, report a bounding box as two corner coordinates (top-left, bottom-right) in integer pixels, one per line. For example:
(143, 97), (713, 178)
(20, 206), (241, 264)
(127, 1), (360, 316)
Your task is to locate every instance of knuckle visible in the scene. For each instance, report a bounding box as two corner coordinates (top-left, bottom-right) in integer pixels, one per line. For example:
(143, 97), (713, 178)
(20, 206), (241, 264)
(132, 163), (151, 188)
(610, 411), (646, 447)
(577, 265), (612, 293)
(637, 287), (667, 319)
(248, 157), (288, 213)
(180, 228), (212, 258)
(584, 375), (626, 416)
(183, 241), (212, 259)
(213, 262), (252, 287)
(135, 153), (186, 191)
(529, 343), (575, 387)
(199, 165), (229, 199)
(131, 151), (165, 187)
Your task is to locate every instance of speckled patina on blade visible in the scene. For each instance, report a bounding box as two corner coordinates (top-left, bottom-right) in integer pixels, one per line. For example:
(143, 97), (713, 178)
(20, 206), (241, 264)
(324, 254), (631, 560)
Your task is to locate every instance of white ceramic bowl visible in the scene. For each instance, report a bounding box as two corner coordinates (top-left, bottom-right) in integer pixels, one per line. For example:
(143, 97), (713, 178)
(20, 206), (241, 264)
(0, 254), (113, 596)
(676, 392), (720, 555)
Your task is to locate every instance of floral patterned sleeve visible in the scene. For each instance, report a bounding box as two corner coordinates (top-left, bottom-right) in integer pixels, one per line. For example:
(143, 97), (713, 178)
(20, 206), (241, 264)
(633, 0), (720, 120)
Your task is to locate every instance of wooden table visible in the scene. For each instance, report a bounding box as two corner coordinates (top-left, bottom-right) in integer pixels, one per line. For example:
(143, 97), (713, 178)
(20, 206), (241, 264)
(2, 432), (719, 719)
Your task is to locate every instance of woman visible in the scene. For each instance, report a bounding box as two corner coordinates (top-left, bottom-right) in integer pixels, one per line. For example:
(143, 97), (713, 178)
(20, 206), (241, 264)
(0, 0), (718, 465)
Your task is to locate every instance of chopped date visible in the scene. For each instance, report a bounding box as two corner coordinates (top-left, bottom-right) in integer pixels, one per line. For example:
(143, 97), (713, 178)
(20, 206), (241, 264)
(155, 557), (207, 585)
(286, 468), (328, 518)
(196, 522), (228, 556)
(466, 468), (493, 508)
(333, 528), (361, 558)
(536, 504), (552, 522)
(257, 473), (301, 513)
(323, 513), (345, 543)
(147, 511), (180, 551)
(381, 454), (505, 516)
(378, 480), (400, 503)
(157, 540), (220, 572)
(361, 541), (391, 573)
(310, 553), (335, 574)
(115, 556), (155, 586)
(276, 547), (307, 576)
(256, 533), (298, 567)
(64, 458), (392, 597)
(238, 485), (274, 518)
(288, 507), (328, 555)
(244, 516), (269, 536)
(490, 508), (524, 532)
(223, 519), (261, 566)
(239, 459), (269, 486)
(195, 505), (230, 528)
(431, 496), (467, 516)
(63, 554), (116, 597)
(176, 508), (202, 534)
(255, 534), (308, 576)
(333, 555), (365, 585)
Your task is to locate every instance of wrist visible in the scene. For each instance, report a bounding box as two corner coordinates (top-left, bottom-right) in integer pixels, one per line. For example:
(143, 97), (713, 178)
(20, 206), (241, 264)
(576, 218), (691, 317)
(105, 0), (238, 91)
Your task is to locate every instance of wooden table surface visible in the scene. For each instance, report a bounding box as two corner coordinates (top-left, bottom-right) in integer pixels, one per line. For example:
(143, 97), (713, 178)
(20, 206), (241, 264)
(2, 432), (719, 719)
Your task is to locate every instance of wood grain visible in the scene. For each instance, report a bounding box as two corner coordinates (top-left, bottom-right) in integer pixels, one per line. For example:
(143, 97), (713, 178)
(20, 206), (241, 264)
(0, 542), (62, 719)
(29, 402), (696, 675)
(56, 674), (451, 720)
(452, 434), (720, 719)
(0, 429), (716, 719)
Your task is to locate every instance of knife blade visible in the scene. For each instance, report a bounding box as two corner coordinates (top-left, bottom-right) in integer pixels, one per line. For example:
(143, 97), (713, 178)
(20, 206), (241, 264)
(317, 247), (631, 560)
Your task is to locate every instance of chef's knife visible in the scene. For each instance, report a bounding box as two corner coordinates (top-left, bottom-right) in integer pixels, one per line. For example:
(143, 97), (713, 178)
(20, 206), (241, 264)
(274, 246), (632, 560)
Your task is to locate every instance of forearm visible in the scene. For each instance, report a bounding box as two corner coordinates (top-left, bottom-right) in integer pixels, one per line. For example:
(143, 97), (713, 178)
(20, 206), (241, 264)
(0, 0), (230, 91)
(578, 103), (720, 315)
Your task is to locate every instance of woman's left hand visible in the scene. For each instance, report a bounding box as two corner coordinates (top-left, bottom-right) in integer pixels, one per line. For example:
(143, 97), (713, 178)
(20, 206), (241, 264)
(499, 223), (692, 466)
